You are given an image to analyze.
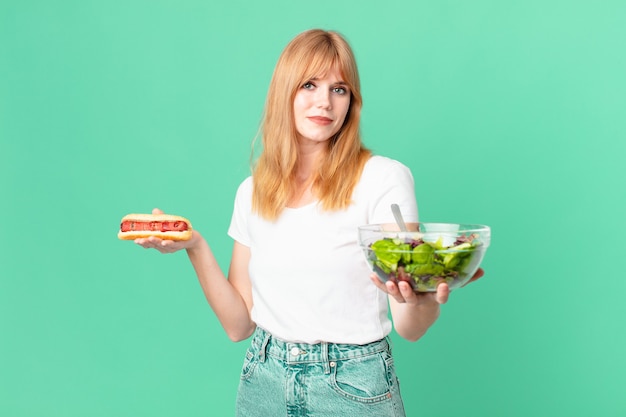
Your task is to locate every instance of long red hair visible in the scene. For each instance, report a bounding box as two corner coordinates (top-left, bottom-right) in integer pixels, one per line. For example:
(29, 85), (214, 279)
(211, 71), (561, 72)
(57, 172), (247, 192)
(252, 29), (370, 220)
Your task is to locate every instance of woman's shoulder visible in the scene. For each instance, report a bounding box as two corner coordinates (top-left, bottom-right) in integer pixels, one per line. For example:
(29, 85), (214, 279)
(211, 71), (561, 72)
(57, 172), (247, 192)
(362, 155), (412, 179)
(234, 176), (254, 200)
(238, 175), (253, 189)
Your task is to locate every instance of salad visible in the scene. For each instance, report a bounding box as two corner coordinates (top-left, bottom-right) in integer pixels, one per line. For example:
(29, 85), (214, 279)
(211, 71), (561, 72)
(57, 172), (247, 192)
(367, 233), (483, 292)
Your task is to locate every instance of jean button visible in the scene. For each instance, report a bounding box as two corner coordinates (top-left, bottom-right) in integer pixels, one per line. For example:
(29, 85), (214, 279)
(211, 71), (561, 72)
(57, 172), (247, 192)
(290, 347), (300, 356)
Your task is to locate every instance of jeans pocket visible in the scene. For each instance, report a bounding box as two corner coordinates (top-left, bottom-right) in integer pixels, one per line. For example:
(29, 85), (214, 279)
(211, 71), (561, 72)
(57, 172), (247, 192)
(329, 352), (394, 404)
(241, 347), (259, 381)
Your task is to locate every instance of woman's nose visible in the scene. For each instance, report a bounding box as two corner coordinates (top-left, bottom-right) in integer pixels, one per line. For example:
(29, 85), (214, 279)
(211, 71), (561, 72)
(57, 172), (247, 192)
(315, 89), (332, 109)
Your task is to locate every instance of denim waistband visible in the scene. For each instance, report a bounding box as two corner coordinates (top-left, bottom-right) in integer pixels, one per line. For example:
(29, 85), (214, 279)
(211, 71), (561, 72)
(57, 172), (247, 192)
(251, 327), (391, 366)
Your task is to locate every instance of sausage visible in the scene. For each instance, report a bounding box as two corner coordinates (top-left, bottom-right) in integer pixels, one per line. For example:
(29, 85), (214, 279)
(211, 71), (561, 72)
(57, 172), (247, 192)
(118, 213), (193, 241)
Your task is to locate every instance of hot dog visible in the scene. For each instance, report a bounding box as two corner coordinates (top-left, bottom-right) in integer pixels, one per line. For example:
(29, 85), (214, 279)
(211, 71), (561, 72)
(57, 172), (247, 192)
(118, 213), (193, 241)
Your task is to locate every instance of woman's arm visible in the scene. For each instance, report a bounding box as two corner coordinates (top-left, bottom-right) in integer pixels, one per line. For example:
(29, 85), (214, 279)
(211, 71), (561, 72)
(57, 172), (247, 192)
(187, 238), (256, 342)
(135, 209), (255, 342)
(371, 269), (484, 342)
(379, 278), (446, 342)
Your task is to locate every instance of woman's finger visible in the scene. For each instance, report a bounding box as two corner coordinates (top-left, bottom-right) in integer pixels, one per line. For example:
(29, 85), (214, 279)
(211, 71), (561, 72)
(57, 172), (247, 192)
(435, 282), (450, 304)
(396, 281), (417, 303)
(135, 237), (178, 253)
(462, 268), (485, 287)
(385, 281), (408, 303)
(371, 275), (419, 304)
(369, 275), (387, 291)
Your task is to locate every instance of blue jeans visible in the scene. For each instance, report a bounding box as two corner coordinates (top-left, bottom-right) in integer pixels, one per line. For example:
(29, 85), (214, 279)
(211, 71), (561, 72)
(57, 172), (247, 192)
(236, 327), (406, 417)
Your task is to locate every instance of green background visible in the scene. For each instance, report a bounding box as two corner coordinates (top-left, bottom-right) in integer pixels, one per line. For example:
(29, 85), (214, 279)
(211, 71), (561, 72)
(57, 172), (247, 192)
(2, 0), (625, 416)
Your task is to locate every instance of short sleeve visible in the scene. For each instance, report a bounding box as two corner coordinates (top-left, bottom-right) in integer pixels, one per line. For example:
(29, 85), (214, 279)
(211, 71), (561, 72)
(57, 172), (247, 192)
(363, 157), (419, 225)
(227, 177), (253, 247)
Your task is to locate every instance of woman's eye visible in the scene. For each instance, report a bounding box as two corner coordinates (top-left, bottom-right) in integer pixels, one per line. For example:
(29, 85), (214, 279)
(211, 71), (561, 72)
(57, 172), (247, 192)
(333, 87), (347, 95)
(303, 82), (315, 90)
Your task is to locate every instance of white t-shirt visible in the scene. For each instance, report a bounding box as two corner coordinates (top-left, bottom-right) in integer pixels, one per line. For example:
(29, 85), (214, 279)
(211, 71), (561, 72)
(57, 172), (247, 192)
(228, 155), (418, 344)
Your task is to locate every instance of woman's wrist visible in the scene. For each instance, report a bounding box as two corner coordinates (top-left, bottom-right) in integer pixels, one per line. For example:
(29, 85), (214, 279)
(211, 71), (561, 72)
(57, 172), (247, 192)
(185, 230), (206, 253)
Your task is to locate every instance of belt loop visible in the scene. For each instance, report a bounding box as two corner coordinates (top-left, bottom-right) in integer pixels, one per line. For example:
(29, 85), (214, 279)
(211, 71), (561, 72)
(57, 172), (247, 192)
(322, 342), (330, 374)
(259, 331), (271, 363)
(385, 335), (393, 353)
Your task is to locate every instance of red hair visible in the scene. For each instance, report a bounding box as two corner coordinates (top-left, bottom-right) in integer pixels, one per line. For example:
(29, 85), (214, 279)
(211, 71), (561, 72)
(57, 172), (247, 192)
(252, 29), (370, 220)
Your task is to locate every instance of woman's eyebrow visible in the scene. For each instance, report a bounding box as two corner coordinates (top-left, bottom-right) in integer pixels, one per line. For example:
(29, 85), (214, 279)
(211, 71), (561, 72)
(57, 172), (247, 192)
(308, 77), (347, 84)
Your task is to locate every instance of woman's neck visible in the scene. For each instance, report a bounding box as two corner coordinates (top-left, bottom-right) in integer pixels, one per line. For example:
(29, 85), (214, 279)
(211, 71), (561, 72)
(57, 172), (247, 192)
(287, 177), (315, 208)
(287, 146), (324, 208)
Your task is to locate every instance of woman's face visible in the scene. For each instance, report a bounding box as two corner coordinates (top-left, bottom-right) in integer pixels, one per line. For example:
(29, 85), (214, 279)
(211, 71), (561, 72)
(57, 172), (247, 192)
(293, 67), (351, 145)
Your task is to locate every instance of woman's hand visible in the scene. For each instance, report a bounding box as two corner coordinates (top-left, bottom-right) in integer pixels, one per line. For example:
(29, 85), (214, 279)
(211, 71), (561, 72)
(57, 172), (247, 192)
(370, 275), (450, 305)
(134, 208), (200, 253)
(370, 267), (485, 305)
(463, 267), (485, 286)
(377, 268), (485, 342)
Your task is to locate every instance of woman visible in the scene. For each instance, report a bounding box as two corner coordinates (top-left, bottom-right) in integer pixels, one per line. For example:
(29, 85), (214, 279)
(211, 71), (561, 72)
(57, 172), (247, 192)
(136, 29), (482, 416)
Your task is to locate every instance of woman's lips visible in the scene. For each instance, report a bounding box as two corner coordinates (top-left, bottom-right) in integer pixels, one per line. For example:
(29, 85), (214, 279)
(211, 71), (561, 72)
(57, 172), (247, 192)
(308, 116), (333, 125)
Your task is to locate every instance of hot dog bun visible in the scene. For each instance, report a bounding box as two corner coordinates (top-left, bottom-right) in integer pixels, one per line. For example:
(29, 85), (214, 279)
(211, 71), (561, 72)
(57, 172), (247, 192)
(118, 213), (193, 241)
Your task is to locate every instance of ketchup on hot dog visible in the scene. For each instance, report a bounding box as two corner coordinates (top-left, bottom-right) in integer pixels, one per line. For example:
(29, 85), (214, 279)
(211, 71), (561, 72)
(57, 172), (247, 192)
(120, 220), (189, 233)
(118, 213), (193, 241)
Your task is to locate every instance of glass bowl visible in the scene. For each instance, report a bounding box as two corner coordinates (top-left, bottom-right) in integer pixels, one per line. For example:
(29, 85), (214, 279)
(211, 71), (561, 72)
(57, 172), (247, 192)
(358, 223), (491, 292)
